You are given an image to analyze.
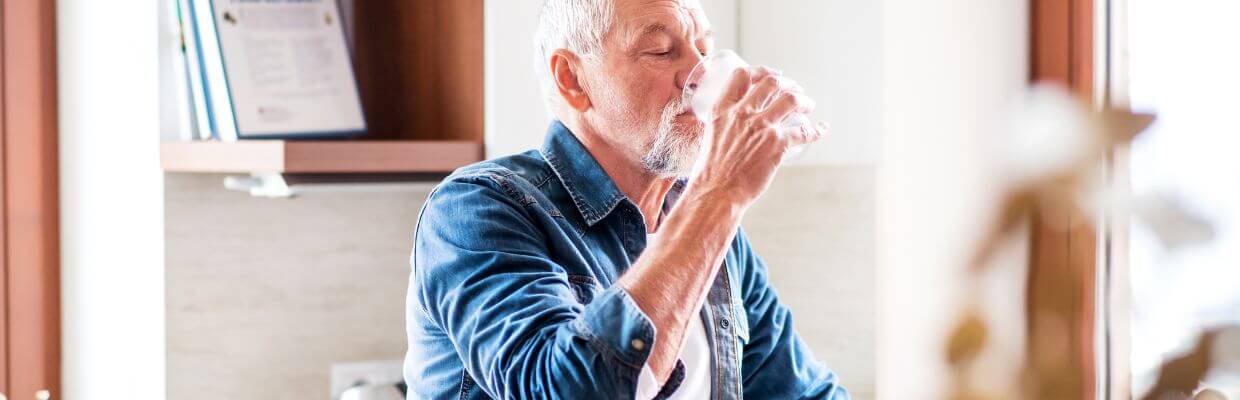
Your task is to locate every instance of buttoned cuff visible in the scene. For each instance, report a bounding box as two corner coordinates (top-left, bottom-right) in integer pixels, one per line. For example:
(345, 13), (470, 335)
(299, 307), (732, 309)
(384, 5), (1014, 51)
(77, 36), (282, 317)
(580, 286), (658, 369)
(640, 360), (686, 400)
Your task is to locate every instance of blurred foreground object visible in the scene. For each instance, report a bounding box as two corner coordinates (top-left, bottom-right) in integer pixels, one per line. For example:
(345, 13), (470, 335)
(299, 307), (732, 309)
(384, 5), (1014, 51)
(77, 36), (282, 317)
(1140, 327), (1240, 400)
(947, 85), (1155, 400)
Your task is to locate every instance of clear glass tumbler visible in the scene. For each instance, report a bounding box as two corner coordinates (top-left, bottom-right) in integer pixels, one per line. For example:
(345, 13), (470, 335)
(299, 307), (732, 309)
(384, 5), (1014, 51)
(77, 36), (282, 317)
(682, 49), (813, 161)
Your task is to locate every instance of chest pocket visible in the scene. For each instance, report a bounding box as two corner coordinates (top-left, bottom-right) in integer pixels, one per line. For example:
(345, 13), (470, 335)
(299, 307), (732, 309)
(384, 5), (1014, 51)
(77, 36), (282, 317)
(566, 274), (600, 305)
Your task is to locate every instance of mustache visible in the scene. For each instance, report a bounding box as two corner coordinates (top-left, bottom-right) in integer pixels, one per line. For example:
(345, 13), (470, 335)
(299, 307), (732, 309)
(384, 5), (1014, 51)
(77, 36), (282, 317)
(663, 97), (691, 117)
(659, 99), (686, 126)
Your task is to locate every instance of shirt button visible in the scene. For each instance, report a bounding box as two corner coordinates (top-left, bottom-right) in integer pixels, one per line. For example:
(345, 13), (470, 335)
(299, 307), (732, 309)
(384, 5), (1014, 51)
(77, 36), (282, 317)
(719, 318), (731, 330)
(631, 338), (646, 351)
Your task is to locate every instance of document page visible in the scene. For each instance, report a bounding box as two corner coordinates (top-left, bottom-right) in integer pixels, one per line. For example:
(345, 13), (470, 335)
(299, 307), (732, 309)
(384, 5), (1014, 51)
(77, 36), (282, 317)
(212, 0), (366, 137)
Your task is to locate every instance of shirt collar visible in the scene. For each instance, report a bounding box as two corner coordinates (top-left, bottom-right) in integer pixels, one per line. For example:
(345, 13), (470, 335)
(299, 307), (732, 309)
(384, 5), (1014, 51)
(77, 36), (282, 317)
(540, 121), (690, 228)
(541, 121), (629, 226)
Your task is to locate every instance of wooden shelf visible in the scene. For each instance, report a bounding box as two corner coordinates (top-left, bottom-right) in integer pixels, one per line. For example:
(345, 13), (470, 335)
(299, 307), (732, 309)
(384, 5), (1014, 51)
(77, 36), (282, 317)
(161, 140), (483, 174)
(160, 2), (487, 178)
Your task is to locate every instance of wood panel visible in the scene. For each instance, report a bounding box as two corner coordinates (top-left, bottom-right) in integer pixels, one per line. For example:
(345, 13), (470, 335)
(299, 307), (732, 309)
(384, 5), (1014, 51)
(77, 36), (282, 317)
(1033, 0), (1094, 93)
(0, 0), (8, 392)
(281, 141), (481, 173)
(1032, 0), (1072, 83)
(161, 140), (483, 173)
(162, 141), (288, 173)
(2, 0), (61, 398)
(1029, 0), (1098, 399)
(352, 0), (485, 142)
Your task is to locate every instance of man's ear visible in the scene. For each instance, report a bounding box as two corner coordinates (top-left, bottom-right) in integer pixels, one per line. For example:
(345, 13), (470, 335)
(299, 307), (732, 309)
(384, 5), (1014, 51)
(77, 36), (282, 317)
(549, 49), (592, 112)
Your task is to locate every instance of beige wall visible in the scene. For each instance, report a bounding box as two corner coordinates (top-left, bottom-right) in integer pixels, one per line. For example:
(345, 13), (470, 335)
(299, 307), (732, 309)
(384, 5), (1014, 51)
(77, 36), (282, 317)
(165, 174), (421, 400)
(877, 0), (1028, 397)
(164, 166), (875, 399)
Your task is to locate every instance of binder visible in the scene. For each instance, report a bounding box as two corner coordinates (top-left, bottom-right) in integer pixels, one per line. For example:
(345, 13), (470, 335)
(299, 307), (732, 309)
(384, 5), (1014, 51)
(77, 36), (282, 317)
(189, 0), (366, 141)
(177, 0), (215, 140)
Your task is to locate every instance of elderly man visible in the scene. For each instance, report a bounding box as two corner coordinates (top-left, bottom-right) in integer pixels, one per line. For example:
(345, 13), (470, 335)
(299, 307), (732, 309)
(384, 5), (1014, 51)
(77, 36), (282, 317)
(404, 0), (847, 398)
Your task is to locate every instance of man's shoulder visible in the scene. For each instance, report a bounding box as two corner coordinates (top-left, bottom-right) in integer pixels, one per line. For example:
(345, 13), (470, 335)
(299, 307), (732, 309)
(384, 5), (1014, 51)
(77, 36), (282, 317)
(413, 149), (567, 262)
(428, 149), (557, 207)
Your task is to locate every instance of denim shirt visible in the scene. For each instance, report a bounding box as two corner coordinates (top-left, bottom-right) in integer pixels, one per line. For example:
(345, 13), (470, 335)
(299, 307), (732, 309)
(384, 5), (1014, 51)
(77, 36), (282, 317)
(405, 121), (848, 399)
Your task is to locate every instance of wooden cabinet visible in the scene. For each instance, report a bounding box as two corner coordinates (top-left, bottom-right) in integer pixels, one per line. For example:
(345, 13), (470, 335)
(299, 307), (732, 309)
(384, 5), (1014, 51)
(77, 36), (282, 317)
(162, 0), (485, 174)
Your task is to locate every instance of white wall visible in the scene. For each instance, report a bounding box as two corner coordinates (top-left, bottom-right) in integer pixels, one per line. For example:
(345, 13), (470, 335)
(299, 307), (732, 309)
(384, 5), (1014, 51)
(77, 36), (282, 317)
(739, 0), (884, 166)
(58, 0), (166, 398)
(483, 0), (547, 158)
(735, 2), (884, 394)
(877, 0), (1029, 397)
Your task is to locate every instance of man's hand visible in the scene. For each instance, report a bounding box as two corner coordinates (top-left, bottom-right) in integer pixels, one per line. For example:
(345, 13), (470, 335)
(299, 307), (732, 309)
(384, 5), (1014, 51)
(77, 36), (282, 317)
(688, 67), (827, 208)
(618, 66), (826, 388)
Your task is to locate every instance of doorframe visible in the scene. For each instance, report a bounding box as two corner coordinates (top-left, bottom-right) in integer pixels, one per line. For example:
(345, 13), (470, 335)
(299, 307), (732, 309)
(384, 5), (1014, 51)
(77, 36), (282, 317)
(1029, 0), (1100, 399)
(0, 0), (8, 390)
(1099, 0), (1133, 397)
(1, 0), (62, 398)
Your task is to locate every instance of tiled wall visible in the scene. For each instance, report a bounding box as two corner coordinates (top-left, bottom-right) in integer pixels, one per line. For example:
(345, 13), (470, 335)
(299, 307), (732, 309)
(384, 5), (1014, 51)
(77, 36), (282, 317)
(165, 166), (875, 399)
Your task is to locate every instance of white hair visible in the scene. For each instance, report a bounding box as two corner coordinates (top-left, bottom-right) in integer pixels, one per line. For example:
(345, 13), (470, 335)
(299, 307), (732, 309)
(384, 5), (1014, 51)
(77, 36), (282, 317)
(534, 0), (616, 113)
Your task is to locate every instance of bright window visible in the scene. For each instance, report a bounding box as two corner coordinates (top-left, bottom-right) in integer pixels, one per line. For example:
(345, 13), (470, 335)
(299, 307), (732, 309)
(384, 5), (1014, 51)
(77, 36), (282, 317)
(1126, 0), (1240, 396)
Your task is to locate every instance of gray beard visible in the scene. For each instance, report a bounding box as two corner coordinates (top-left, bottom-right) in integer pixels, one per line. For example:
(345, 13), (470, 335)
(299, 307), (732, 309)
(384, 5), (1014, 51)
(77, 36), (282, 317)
(641, 99), (702, 178)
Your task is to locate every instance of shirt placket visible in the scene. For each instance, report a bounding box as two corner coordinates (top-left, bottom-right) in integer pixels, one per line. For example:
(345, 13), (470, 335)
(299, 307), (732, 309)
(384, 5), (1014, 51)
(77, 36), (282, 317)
(705, 266), (742, 400)
(618, 200), (742, 399)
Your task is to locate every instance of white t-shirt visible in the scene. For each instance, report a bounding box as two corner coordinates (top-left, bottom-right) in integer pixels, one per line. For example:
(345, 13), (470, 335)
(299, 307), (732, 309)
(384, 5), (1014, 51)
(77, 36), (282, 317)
(635, 233), (712, 399)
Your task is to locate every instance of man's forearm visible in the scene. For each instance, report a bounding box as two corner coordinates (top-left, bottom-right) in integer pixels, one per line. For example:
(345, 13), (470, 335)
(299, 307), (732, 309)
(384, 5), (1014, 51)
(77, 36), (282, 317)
(618, 186), (746, 383)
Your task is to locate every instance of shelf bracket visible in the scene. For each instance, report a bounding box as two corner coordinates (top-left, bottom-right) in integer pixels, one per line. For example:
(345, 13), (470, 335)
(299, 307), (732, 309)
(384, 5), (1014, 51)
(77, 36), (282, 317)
(221, 173), (446, 198)
(223, 173), (295, 198)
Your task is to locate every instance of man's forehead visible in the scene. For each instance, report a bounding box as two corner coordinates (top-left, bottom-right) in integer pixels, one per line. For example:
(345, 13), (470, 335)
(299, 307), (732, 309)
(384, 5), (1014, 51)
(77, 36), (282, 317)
(613, 0), (711, 39)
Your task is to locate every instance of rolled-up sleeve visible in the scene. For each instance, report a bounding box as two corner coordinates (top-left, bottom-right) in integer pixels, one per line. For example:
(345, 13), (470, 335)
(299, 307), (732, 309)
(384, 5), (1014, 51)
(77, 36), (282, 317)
(411, 174), (656, 399)
(734, 229), (851, 399)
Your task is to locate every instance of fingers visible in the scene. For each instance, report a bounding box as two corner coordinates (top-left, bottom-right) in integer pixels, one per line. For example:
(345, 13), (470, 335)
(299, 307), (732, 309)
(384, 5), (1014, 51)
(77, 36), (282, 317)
(785, 120), (829, 147)
(738, 75), (783, 114)
(739, 74), (804, 114)
(712, 66), (783, 118)
(715, 64), (824, 150)
(714, 68), (752, 114)
(749, 66), (781, 83)
(734, 66), (807, 128)
(757, 90), (815, 128)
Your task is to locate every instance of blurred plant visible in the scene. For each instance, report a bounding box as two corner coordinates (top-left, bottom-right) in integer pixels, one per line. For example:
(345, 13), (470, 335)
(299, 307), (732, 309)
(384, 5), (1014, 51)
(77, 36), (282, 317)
(946, 85), (1158, 400)
(1140, 327), (1240, 400)
(945, 85), (1240, 399)
(1131, 194), (1216, 251)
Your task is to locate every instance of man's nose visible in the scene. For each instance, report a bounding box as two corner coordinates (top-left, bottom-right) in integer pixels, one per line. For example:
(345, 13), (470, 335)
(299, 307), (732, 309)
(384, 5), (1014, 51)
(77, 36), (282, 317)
(674, 52), (707, 92)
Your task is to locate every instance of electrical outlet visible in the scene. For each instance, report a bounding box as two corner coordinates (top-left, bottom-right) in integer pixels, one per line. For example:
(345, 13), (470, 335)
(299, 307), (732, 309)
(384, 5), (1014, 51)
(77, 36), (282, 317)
(330, 359), (404, 400)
